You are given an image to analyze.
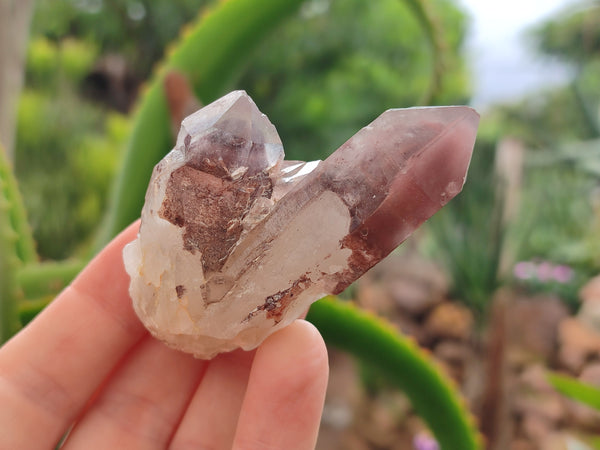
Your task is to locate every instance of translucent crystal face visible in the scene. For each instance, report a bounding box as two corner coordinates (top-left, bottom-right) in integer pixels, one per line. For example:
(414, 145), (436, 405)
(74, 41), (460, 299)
(176, 91), (284, 177)
(123, 90), (479, 359)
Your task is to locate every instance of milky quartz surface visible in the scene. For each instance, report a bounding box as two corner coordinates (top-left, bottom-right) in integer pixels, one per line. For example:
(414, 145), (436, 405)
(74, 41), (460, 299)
(123, 90), (479, 358)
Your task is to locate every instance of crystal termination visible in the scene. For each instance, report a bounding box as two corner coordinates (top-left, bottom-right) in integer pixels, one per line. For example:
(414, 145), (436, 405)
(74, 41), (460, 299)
(123, 91), (479, 359)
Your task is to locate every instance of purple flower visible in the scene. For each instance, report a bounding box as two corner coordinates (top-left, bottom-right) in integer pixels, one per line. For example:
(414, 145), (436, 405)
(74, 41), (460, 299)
(413, 432), (439, 450)
(537, 261), (554, 282)
(552, 264), (574, 283)
(514, 260), (575, 284)
(514, 261), (536, 280)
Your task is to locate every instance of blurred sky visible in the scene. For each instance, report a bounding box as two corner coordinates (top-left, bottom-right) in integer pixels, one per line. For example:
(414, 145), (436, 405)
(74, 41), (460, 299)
(460, 0), (580, 109)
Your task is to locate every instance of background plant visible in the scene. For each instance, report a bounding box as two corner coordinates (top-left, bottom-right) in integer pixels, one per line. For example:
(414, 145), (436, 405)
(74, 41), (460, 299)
(423, 0), (600, 318)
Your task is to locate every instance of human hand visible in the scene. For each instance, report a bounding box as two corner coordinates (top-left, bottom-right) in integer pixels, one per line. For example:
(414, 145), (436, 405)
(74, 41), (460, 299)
(0, 222), (329, 449)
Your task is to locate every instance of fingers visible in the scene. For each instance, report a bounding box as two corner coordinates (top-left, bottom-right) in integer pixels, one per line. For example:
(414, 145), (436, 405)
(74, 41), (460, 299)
(0, 221), (145, 448)
(170, 349), (255, 449)
(0, 215), (329, 450)
(232, 320), (329, 450)
(63, 336), (207, 449)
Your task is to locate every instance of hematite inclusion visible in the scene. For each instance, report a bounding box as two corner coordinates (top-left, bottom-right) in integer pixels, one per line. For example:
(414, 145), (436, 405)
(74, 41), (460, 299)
(123, 90), (479, 359)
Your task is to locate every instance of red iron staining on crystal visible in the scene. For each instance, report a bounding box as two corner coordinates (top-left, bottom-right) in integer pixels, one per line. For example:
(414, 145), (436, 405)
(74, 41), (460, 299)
(246, 275), (312, 323)
(159, 164), (272, 273)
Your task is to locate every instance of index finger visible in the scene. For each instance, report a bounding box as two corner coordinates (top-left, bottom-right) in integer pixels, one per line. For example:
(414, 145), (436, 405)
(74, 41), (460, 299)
(0, 221), (146, 449)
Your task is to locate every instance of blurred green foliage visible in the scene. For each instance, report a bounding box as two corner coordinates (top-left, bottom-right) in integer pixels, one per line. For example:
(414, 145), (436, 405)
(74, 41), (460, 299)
(16, 36), (122, 259)
(31, 0), (212, 78)
(27, 36), (99, 84)
(16, 85), (127, 259)
(19, 0), (215, 259)
(428, 0), (600, 315)
(486, 85), (596, 149)
(532, 1), (600, 64)
(18, 0), (470, 259)
(239, 0), (470, 160)
(495, 1), (600, 147)
(514, 167), (598, 266)
(510, 2), (600, 277)
(511, 165), (599, 308)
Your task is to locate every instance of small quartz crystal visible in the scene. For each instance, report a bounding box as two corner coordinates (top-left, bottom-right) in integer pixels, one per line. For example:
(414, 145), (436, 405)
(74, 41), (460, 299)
(123, 90), (479, 358)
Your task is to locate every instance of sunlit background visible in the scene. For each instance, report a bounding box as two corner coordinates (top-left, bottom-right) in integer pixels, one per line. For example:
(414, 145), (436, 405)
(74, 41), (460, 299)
(462, 0), (578, 107)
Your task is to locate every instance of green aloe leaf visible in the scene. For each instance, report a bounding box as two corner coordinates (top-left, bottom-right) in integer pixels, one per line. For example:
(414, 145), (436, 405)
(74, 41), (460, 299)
(0, 143), (36, 265)
(0, 144), (30, 341)
(17, 259), (85, 299)
(307, 296), (482, 450)
(548, 372), (600, 411)
(0, 205), (20, 342)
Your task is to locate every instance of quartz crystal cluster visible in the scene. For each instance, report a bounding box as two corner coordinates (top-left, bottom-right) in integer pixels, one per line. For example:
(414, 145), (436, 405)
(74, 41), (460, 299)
(123, 90), (479, 359)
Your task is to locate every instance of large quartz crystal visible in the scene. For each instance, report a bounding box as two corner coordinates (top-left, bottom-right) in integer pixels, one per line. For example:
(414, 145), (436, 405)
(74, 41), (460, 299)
(123, 90), (479, 358)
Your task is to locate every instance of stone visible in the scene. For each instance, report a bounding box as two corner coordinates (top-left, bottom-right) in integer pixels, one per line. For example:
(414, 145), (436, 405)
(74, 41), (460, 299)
(388, 279), (445, 317)
(123, 90), (479, 358)
(579, 275), (600, 303)
(578, 275), (600, 333)
(566, 397), (600, 431)
(433, 340), (471, 366)
(505, 295), (568, 366)
(538, 432), (570, 450)
(513, 365), (565, 425)
(558, 318), (600, 373)
(364, 252), (449, 316)
(564, 362), (600, 430)
(424, 302), (474, 342)
(510, 439), (536, 450)
(521, 414), (553, 445)
(356, 276), (395, 315)
(384, 256), (448, 316)
(580, 362), (600, 385)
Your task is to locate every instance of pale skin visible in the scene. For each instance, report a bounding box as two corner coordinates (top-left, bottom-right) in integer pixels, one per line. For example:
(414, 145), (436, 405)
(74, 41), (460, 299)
(0, 221), (329, 449)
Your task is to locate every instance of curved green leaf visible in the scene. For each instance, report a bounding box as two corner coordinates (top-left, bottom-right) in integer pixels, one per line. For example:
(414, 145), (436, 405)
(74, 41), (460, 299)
(0, 143), (36, 264)
(0, 145), (27, 341)
(17, 259), (85, 299)
(307, 296), (482, 450)
(401, 0), (448, 105)
(548, 372), (600, 411)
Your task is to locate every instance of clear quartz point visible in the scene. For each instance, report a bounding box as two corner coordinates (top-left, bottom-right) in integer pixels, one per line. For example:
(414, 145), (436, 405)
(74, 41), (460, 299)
(123, 90), (480, 359)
